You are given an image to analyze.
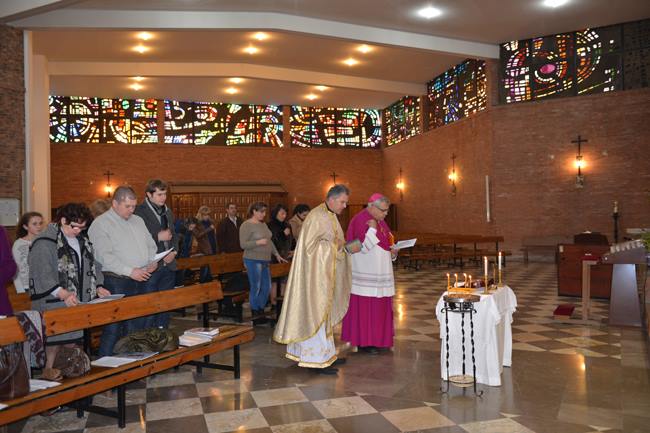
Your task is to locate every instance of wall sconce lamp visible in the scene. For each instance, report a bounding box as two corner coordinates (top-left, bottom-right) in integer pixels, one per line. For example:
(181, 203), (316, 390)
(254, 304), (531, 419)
(448, 153), (458, 196)
(571, 135), (587, 188)
(395, 167), (405, 201)
(104, 170), (115, 198)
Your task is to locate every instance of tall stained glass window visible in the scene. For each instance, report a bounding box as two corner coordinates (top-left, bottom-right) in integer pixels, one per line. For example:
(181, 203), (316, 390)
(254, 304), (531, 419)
(382, 96), (420, 147)
(290, 107), (380, 148)
(165, 101), (283, 146)
(427, 59), (486, 129)
(50, 96), (158, 143)
(500, 18), (649, 104)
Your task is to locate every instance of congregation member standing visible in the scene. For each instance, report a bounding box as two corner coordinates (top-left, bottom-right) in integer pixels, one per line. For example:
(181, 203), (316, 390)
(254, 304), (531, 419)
(274, 185), (359, 375)
(12, 212), (43, 293)
(268, 204), (292, 307)
(29, 203), (109, 380)
(135, 179), (178, 329)
(288, 204), (310, 247)
(239, 202), (286, 321)
(0, 226), (17, 316)
(216, 202), (242, 253)
(89, 186), (157, 356)
(341, 194), (397, 354)
(194, 206), (217, 255)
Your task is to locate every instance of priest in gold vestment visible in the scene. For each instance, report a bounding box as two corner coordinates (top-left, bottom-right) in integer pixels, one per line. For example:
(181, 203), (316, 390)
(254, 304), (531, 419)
(273, 184), (357, 374)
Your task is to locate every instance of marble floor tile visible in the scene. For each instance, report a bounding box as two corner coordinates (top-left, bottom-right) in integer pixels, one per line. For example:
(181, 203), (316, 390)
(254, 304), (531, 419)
(146, 415), (208, 433)
(557, 403), (623, 430)
(311, 396), (378, 419)
(270, 419), (337, 433)
(146, 397), (204, 421)
(84, 421), (146, 433)
(381, 406), (455, 431)
(512, 324), (555, 333)
(196, 379), (248, 398)
(200, 392), (258, 413)
(460, 417), (535, 433)
(360, 394), (427, 411)
(327, 413), (400, 433)
(90, 388), (147, 408)
(146, 371), (196, 388)
(250, 387), (309, 408)
(555, 337), (608, 348)
(512, 342), (546, 352)
(146, 383), (199, 402)
(20, 411), (87, 433)
(204, 408), (269, 433)
(512, 332), (551, 342)
(259, 402), (323, 426)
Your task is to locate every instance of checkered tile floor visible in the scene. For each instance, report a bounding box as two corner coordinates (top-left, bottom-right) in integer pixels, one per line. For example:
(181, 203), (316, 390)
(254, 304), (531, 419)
(9, 261), (647, 433)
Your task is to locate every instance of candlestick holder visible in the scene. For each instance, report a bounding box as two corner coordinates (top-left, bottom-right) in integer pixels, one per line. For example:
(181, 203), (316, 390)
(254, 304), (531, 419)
(483, 273), (490, 294)
(498, 269), (504, 288)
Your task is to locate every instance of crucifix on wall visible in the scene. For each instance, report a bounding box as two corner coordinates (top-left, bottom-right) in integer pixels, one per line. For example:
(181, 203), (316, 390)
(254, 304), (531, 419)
(571, 135), (587, 188)
(330, 171), (338, 185)
(104, 170), (115, 198)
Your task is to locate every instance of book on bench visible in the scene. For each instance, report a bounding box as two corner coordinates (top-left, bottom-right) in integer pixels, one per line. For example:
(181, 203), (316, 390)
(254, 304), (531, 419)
(92, 352), (158, 368)
(179, 327), (220, 346)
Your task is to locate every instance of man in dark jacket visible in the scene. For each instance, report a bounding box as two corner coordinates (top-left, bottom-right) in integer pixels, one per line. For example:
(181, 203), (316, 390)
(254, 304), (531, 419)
(216, 202), (242, 253)
(134, 179), (178, 329)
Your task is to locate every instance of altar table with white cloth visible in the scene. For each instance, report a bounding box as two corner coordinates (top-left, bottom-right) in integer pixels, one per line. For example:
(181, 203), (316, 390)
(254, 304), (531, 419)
(435, 285), (517, 386)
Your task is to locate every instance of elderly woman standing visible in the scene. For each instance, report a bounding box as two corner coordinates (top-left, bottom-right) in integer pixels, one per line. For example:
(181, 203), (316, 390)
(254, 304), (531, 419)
(29, 203), (110, 380)
(239, 202), (286, 320)
(341, 194), (397, 355)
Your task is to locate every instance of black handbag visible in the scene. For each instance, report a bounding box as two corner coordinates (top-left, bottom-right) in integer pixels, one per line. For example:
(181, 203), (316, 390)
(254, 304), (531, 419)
(113, 328), (178, 354)
(0, 343), (30, 401)
(53, 346), (91, 378)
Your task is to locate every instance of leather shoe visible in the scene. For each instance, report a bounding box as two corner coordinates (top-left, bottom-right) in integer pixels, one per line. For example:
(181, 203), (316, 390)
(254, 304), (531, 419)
(310, 366), (338, 375)
(361, 346), (379, 355)
(332, 358), (347, 366)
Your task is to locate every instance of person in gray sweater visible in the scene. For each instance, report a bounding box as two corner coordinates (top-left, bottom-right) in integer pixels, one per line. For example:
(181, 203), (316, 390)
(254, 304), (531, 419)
(29, 203), (110, 380)
(239, 202), (286, 318)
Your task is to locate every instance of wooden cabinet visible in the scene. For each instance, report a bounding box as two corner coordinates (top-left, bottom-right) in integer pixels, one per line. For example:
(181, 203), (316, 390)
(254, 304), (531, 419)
(557, 244), (613, 298)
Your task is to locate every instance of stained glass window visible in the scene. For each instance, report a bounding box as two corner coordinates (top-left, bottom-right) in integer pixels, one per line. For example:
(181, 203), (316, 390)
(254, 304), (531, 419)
(426, 59), (486, 129)
(165, 101), (283, 146)
(500, 18), (649, 104)
(290, 107), (380, 148)
(50, 96), (158, 143)
(382, 96), (420, 147)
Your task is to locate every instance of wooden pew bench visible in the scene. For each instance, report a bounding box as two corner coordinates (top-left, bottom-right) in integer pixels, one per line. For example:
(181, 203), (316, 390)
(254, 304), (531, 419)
(0, 282), (254, 429)
(520, 236), (568, 264)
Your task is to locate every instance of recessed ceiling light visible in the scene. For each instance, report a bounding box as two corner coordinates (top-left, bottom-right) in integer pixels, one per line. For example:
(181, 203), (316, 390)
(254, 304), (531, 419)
(225, 87), (238, 94)
(244, 45), (259, 55)
(315, 85), (328, 91)
(357, 44), (373, 54)
(132, 76), (145, 81)
(417, 6), (442, 19)
(542, 0), (569, 7)
(130, 83), (143, 91)
(343, 57), (359, 66)
(253, 32), (269, 41)
(229, 77), (244, 84)
(137, 32), (152, 41)
(133, 44), (149, 54)
(306, 93), (318, 100)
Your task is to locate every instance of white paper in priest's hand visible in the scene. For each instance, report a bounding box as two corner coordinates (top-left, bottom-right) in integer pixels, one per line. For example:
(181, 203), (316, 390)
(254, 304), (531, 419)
(391, 238), (417, 250)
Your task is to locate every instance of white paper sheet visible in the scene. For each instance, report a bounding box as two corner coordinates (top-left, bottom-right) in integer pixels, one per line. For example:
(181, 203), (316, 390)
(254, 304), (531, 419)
(151, 248), (174, 263)
(391, 238), (417, 249)
(91, 352), (157, 368)
(29, 379), (61, 392)
(80, 294), (125, 305)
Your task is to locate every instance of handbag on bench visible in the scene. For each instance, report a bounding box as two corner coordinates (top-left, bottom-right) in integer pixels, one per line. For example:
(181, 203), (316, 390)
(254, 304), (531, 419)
(113, 328), (179, 354)
(0, 343), (30, 401)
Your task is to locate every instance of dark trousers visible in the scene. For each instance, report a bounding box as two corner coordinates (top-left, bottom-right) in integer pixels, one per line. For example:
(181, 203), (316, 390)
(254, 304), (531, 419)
(98, 275), (139, 357)
(139, 265), (176, 329)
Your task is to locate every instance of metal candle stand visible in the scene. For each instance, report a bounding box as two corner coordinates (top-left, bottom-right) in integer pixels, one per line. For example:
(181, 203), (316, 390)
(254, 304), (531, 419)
(440, 293), (483, 397)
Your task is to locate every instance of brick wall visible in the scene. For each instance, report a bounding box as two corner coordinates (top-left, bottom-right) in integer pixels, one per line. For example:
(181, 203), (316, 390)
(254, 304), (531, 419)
(383, 87), (650, 253)
(0, 25), (24, 200)
(50, 145), (383, 211)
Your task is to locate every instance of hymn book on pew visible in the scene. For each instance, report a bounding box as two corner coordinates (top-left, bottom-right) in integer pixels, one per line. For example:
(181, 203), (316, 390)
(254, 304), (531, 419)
(91, 352), (158, 368)
(179, 327), (220, 346)
(80, 294), (125, 304)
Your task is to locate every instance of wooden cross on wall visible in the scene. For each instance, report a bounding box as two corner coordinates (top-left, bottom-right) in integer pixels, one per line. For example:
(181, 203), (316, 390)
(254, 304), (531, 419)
(571, 135), (587, 155)
(330, 171), (338, 184)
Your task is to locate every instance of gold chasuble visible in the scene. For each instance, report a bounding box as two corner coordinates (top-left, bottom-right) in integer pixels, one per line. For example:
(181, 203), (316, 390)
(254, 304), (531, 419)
(273, 203), (351, 345)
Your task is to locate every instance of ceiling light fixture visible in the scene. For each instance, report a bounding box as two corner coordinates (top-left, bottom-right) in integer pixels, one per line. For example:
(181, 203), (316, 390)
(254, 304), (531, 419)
(133, 44), (149, 54)
(225, 87), (238, 94)
(315, 85), (328, 91)
(137, 32), (152, 41)
(229, 77), (244, 84)
(130, 83), (143, 91)
(306, 93), (318, 100)
(343, 57), (359, 66)
(417, 6), (442, 19)
(244, 45), (259, 55)
(542, 0), (569, 7)
(357, 44), (373, 54)
(253, 32), (269, 41)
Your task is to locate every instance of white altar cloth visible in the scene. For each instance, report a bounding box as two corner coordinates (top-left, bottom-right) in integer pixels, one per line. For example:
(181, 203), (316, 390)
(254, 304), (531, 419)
(435, 285), (517, 386)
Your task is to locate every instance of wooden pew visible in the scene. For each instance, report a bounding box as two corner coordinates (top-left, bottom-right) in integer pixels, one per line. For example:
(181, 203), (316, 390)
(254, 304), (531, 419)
(0, 282), (254, 428)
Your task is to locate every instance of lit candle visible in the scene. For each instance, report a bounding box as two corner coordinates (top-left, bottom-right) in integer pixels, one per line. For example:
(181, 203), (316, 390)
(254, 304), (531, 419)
(613, 201), (618, 214)
(468, 275), (472, 289)
(463, 273), (467, 287)
(498, 251), (502, 271)
(454, 273), (458, 287)
(446, 273), (450, 288)
(484, 256), (488, 276)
